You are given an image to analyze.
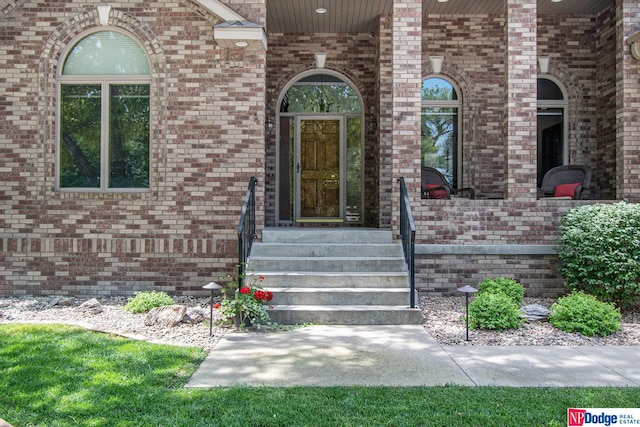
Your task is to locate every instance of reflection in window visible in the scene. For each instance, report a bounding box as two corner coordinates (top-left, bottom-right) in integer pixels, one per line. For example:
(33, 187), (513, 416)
(281, 74), (361, 114)
(421, 77), (460, 188)
(58, 31), (150, 191)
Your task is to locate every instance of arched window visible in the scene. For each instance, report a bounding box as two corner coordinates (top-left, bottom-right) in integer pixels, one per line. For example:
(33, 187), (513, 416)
(421, 77), (461, 189)
(57, 30), (151, 191)
(537, 77), (568, 186)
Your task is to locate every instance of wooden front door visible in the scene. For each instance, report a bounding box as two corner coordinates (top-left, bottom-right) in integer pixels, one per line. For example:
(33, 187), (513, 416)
(296, 118), (343, 222)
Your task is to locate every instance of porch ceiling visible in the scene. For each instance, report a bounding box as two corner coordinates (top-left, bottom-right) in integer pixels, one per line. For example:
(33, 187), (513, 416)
(266, 0), (614, 34)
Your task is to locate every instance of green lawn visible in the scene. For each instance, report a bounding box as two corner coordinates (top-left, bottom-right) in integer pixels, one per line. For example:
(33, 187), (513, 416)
(1, 324), (638, 427)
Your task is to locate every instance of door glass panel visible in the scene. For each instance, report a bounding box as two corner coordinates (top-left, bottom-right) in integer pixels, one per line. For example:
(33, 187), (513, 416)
(346, 117), (362, 223)
(299, 119), (341, 219)
(277, 117), (293, 222)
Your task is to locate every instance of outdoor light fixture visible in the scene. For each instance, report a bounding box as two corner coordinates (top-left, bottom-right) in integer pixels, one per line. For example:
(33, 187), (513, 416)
(315, 52), (327, 68)
(203, 281), (222, 337)
(315, 7), (327, 14)
(538, 56), (550, 74)
(430, 56), (444, 74)
(458, 285), (478, 341)
(235, 41), (249, 47)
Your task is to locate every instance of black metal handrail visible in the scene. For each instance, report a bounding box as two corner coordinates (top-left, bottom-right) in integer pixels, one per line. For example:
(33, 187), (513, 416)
(237, 177), (257, 288)
(398, 177), (416, 308)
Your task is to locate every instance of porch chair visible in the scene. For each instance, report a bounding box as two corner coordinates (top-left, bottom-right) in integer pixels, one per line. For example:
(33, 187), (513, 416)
(537, 165), (592, 200)
(421, 166), (475, 199)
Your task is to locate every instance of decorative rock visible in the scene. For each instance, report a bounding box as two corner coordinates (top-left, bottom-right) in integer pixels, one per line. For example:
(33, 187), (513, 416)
(75, 298), (103, 315)
(183, 307), (205, 324)
(520, 304), (551, 322)
(56, 297), (75, 307)
(144, 305), (187, 327)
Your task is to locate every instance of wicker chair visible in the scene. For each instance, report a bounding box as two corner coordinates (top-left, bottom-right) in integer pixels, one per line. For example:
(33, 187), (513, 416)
(421, 167), (475, 199)
(537, 165), (592, 200)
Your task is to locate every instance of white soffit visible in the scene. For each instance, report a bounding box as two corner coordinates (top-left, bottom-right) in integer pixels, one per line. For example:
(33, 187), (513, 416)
(193, 0), (267, 50)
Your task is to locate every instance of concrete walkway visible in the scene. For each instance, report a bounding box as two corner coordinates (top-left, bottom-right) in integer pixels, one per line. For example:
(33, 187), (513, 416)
(186, 325), (640, 388)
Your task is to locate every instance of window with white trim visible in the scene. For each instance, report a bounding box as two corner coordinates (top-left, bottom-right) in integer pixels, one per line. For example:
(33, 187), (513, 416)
(57, 30), (151, 191)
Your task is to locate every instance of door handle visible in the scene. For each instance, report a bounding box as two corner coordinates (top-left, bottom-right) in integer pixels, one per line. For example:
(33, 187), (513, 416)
(297, 163), (300, 173)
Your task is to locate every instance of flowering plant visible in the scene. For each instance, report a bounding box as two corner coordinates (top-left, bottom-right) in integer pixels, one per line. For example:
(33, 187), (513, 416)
(215, 274), (274, 328)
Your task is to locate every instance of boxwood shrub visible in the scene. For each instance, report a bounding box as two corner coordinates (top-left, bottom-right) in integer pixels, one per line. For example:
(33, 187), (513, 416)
(549, 291), (621, 337)
(468, 292), (523, 330)
(555, 201), (640, 307)
(477, 277), (524, 305)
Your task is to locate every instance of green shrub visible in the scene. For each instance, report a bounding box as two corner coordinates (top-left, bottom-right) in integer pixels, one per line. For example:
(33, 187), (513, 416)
(124, 290), (174, 313)
(549, 291), (621, 337)
(468, 292), (523, 330)
(477, 277), (525, 305)
(555, 201), (640, 308)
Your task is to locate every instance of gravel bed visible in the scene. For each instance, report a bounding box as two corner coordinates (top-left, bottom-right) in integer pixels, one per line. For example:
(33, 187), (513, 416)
(421, 295), (640, 346)
(1, 295), (639, 353)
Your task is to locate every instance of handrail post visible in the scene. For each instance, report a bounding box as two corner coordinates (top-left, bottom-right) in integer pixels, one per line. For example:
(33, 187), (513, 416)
(237, 177), (257, 289)
(398, 178), (416, 308)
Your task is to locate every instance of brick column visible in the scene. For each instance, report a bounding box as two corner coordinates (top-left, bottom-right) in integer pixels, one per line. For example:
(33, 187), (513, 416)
(391, 0), (422, 229)
(504, 0), (537, 200)
(616, 0), (640, 202)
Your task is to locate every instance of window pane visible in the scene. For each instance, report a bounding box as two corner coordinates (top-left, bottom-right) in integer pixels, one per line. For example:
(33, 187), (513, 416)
(109, 84), (150, 188)
(421, 107), (458, 187)
(422, 78), (457, 101)
(537, 108), (564, 186)
(281, 74), (361, 113)
(60, 85), (102, 188)
(537, 78), (563, 100)
(63, 31), (150, 76)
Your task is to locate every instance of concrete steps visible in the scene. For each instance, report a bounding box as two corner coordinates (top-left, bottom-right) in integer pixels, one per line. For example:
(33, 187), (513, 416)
(246, 228), (421, 325)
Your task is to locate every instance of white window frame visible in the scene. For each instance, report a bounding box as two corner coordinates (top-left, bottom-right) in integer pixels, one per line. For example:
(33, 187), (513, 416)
(56, 29), (152, 193)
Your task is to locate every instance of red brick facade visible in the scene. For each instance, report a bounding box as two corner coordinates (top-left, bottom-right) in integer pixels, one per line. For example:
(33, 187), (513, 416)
(1, 0), (639, 297)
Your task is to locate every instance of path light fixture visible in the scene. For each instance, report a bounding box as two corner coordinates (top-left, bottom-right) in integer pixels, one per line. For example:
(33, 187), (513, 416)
(457, 285), (478, 341)
(203, 282), (222, 337)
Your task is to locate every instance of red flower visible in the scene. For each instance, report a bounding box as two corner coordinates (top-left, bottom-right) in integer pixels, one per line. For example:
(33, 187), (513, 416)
(259, 276), (265, 282)
(265, 291), (273, 301)
(214, 302), (221, 309)
(240, 287), (252, 295)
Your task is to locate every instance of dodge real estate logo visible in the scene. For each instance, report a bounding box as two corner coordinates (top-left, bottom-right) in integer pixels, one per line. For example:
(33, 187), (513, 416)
(569, 409), (587, 426)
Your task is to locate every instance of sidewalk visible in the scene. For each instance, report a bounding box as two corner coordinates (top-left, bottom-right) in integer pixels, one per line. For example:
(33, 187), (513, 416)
(186, 325), (640, 388)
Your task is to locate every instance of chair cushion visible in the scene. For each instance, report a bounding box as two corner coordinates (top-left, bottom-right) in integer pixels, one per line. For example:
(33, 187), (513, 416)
(424, 184), (448, 199)
(554, 182), (581, 198)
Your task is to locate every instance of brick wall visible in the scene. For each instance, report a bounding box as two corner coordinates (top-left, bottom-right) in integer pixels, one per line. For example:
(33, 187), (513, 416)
(0, 0), (266, 296)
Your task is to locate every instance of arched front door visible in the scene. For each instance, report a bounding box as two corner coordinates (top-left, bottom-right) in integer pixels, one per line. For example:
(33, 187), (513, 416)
(276, 72), (364, 225)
